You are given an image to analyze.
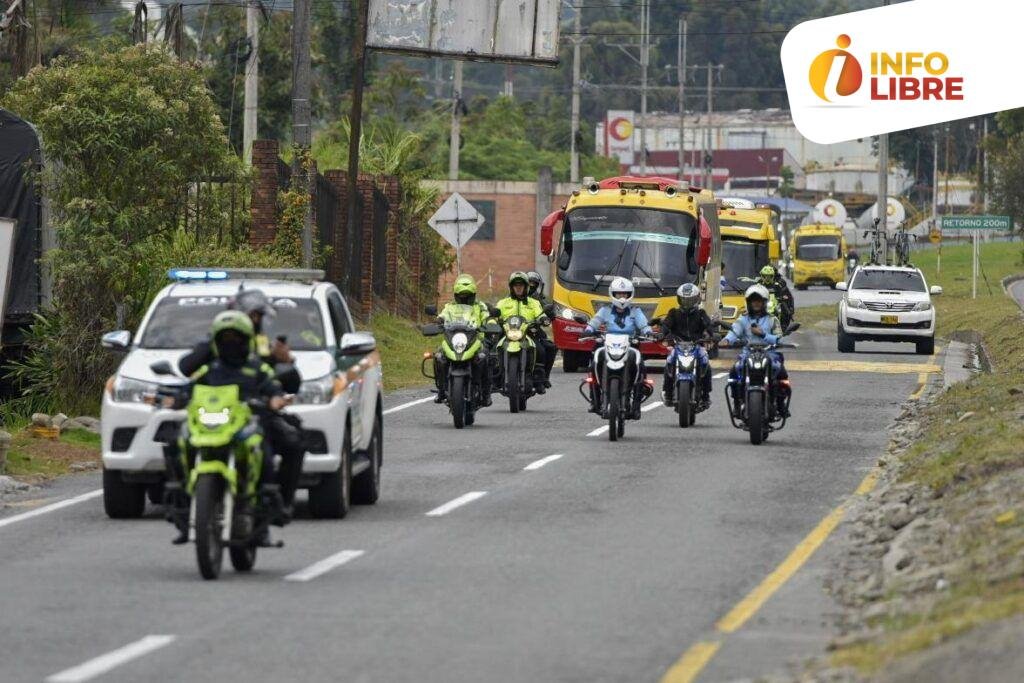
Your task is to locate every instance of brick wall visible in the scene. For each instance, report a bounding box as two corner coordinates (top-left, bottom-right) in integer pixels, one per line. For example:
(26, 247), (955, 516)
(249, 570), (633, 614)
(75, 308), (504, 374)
(425, 180), (574, 303)
(250, 140), (280, 248)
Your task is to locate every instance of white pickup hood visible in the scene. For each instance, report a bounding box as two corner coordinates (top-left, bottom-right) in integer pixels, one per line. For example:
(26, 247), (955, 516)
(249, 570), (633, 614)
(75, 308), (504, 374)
(116, 348), (333, 384)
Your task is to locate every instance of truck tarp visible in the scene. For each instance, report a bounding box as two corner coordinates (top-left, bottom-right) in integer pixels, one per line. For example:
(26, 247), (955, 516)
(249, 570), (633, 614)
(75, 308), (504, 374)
(0, 108), (42, 320)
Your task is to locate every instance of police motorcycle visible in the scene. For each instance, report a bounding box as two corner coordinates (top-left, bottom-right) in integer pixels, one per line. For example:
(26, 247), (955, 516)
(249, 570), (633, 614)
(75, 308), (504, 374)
(738, 276), (793, 330)
(574, 315), (655, 442)
(421, 305), (496, 429)
(147, 360), (292, 580)
(494, 314), (548, 413)
(650, 322), (717, 429)
(721, 322), (800, 445)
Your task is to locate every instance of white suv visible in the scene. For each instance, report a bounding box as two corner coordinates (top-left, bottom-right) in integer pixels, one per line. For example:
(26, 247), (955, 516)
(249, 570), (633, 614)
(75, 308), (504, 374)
(100, 269), (383, 520)
(836, 265), (942, 354)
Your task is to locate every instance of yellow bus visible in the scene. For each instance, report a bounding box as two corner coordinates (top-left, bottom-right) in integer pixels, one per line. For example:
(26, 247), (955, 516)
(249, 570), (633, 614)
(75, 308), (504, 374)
(789, 223), (847, 290)
(717, 199), (781, 323)
(539, 176), (722, 372)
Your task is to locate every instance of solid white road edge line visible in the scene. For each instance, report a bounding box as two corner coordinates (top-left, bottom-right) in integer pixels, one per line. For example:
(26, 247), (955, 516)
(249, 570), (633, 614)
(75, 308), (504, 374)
(713, 371), (729, 379)
(47, 635), (176, 683)
(0, 489), (103, 531)
(382, 396), (434, 415)
(425, 491), (488, 516)
(586, 400), (664, 436)
(524, 454), (564, 471)
(284, 550), (365, 582)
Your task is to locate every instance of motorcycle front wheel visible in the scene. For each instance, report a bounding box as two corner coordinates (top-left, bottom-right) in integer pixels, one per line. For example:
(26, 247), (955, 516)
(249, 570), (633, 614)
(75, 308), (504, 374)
(508, 354), (521, 414)
(677, 382), (693, 428)
(607, 376), (621, 442)
(194, 473), (226, 580)
(747, 391), (766, 445)
(451, 375), (467, 429)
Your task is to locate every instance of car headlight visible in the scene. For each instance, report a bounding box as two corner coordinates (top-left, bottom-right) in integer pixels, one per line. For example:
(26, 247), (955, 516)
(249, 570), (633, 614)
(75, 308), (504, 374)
(913, 301), (932, 312)
(554, 302), (586, 321)
(295, 375), (335, 405)
(846, 297), (866, 309)
(451, 332), (469, 353)
(111, 376), (159, 403)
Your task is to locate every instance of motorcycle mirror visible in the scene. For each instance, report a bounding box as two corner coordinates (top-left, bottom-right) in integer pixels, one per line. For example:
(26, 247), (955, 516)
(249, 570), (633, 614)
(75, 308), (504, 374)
(420, 323), (442, 336)
(572, 313), (589, 324)
(483, 322), (502, 334)
(543, 303), (555, 318)
(423, 304), (438, 317)
(784, 322), (801, 335)
(649, 316), (662, 326)
(150, 360), (175, 376)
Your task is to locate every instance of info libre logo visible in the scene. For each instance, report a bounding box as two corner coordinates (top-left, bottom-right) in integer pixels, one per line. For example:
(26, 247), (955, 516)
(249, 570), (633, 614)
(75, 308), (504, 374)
(808, 34), (964, 104)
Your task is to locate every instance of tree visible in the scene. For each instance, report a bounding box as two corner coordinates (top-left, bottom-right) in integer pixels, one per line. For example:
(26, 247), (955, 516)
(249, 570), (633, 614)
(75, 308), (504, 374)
(2, 45), (285, 412)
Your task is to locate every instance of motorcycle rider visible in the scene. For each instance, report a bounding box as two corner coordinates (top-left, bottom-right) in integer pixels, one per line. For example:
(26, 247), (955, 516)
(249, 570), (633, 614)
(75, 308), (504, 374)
(583, 277), (654, 416)
(171, 311), (289, 544)
(526, 270), (556, 386)
(177, 289), (305, 517)
(718, 284), (791, 417)
(658, 283), (716, 408)
(433, 274), (493, 406)
(758, 264), (794, 327)
(495, 271), (550, 395)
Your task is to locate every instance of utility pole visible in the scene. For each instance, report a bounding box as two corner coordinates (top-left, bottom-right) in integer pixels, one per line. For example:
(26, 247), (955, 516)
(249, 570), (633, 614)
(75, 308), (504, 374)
(876, 132), (888, 262)
(639, 0), (650, 175)
(345, 0), (370, 282)
(243, 1), (260, 165)
(982, 116), (989, 213)
(292, 0), (313, 266)
(449, 60), (463, 181)
(164, 3), (183, 59)
(677, 16), (687, 183)
(569, 0), (582, 184)
(943, 124), (951, 216)
(703, 63), (722, 189)
(931, 131), (939, 221)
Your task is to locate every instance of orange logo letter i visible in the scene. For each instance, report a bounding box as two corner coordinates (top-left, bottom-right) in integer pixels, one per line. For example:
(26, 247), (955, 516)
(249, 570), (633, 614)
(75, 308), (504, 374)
(808, 34), (864, 102)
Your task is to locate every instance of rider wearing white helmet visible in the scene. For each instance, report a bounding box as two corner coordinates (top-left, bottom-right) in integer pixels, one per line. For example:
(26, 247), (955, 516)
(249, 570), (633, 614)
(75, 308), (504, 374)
(719, 284), (791, 416)
(658, 282), (716, 407)
(584, 277), (653, 336)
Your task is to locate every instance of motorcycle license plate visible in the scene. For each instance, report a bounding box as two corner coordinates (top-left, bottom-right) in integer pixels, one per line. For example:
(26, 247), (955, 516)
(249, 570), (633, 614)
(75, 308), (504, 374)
(880, 315), (899, 325)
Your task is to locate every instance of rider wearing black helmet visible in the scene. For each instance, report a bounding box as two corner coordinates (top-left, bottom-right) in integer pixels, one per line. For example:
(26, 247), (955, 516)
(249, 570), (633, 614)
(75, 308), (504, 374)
(658, 283), (716, 407)
(526, 270), (556, 386)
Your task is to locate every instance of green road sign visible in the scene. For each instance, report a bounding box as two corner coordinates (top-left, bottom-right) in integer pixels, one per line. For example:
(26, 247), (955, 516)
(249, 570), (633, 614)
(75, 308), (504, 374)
(939, 215), (1012, 231)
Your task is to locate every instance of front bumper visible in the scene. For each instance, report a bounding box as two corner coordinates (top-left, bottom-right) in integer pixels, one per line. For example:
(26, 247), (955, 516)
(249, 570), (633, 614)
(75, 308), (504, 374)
(100, 391), (347, 476)
(795, 264), (844, 286)
(841, 305), (935, 340)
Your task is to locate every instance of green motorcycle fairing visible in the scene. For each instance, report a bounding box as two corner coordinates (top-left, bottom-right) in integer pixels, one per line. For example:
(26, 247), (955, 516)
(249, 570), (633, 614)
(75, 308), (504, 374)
(184, 384), (264, 497)
(439, 304), (484, 361)
(496, 315), (536, 355)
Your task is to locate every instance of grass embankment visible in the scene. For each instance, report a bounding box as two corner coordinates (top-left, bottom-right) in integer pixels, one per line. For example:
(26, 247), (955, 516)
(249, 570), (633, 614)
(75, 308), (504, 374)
(369, 313), (431, 392)
(829, 240), (1024, 672)
(3, 429), (100, 481)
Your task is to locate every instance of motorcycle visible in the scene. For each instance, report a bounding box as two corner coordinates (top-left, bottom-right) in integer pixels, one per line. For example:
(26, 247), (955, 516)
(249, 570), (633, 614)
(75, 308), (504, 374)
(149, 360), (287, 580)
(722, 323), (800, 445)
(494, 315), (548, 413)
(421, 305), (493, 429)
(576, 317), (655, 442)
(664, 335), (717, 428)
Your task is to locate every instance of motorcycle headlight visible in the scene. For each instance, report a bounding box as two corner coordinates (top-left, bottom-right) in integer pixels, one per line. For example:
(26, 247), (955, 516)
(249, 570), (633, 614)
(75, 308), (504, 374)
(678, 356), (695, 369)
(295, 374), (335, 405)
(847, 297), (866, 309)
(506, 329), (523, 342)
(451, 332), (469, 353)
(197, 406), (231, 428)
(913, 301), (932, 312)
(607, 347), (627, 360)
(111, 376), (159, 403)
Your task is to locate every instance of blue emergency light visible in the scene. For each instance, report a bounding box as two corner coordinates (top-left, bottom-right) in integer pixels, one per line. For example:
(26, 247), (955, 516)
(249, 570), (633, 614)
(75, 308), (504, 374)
(167, 268), (229, 281)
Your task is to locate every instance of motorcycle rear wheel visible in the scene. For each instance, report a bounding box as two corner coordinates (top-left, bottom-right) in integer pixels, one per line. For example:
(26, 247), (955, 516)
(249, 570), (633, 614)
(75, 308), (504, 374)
(194, 474), (226, 580)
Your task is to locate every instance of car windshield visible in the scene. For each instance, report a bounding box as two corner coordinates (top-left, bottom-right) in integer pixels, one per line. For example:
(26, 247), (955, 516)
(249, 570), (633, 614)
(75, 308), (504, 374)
(851, 270), (926, 292)
(721, 239), (769, 292)
(140, 296), (327, 350)
(556, 206), (698, 295)
(796, 235), (841, 261)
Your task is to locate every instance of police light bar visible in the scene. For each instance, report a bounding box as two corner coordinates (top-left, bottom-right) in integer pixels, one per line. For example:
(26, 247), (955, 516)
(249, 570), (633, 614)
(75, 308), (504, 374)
(168, 268), (326, 282)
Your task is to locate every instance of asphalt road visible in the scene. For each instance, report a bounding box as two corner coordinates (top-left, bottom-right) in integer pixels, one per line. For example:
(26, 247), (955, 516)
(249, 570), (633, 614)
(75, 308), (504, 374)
(1010, 278), (1024, 310)
(0, 329), (940, 683)
(791, 280), (844, 309)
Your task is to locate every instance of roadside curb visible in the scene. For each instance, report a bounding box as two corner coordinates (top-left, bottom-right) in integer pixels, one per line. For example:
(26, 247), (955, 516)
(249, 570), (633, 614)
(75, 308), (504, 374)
(1001, 273), (1024, 311)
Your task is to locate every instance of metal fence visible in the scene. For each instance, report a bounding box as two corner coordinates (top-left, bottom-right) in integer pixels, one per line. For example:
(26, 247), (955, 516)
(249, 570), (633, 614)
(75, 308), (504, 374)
(184, 176), (249, 246)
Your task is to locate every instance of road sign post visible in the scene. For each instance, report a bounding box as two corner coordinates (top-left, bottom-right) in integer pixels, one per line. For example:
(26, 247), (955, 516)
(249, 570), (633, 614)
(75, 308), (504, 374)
(939, 215), (1011, 299)
(428, 192), (486, 274)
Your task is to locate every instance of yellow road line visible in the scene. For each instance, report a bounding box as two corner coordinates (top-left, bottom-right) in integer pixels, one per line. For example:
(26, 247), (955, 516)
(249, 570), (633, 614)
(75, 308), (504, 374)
(659, 641), (722, 683)
(708, 359), (940, 374)
(909, 351), (939, 399)
(715, 504), (847, 634)
(854, 470), (878, 495)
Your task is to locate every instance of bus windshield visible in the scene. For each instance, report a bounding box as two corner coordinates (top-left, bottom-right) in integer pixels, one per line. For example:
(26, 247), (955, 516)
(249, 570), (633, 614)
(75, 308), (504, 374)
(796, 235), (841, 261)
(556, 207), (698, 295)
(721, 239), (769, 293)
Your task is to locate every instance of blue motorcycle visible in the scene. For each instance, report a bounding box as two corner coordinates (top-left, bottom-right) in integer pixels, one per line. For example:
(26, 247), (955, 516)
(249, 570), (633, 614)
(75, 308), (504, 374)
(664, 335), (716, 428)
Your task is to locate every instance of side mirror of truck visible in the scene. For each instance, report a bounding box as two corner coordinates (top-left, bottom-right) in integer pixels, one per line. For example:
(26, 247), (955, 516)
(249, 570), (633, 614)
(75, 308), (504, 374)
(101, 330), (132, 352)
(340, 332), (377, 356)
